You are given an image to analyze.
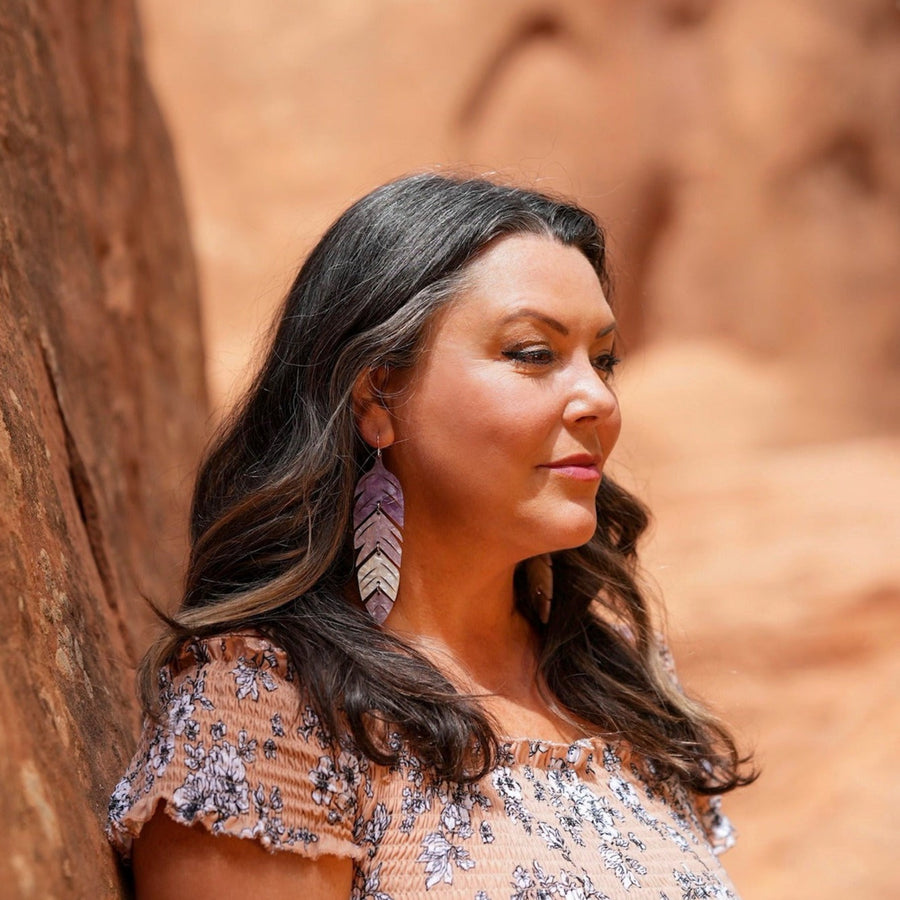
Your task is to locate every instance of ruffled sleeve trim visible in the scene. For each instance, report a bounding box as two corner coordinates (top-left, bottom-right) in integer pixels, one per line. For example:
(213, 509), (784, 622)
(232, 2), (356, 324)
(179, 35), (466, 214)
(108, 793), (366, 862)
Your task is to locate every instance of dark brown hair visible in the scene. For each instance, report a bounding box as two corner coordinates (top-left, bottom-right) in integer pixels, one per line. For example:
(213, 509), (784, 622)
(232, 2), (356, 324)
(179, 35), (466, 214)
(141, 172), (754, 795)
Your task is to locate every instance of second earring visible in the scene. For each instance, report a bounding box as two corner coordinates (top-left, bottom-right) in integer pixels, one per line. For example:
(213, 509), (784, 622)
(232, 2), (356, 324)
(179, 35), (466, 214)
(353, 449), (404, 625)
(526, 553), (553, 624)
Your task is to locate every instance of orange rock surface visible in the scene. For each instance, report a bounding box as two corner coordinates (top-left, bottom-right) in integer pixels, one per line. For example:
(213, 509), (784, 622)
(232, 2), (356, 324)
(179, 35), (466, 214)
(0, 0), (206, 895)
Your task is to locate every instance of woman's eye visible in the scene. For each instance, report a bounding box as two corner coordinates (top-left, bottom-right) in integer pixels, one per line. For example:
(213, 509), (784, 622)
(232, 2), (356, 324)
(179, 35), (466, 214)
(502, 347), (556, 365)
(593, 352), (621, 378)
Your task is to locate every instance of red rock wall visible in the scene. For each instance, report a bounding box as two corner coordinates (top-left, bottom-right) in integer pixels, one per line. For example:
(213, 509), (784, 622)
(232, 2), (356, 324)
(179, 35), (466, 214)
(0, 1), (206, 895)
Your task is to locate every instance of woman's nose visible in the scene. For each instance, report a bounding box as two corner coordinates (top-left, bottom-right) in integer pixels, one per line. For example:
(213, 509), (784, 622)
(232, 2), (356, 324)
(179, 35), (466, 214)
(562, 361), (619, 426)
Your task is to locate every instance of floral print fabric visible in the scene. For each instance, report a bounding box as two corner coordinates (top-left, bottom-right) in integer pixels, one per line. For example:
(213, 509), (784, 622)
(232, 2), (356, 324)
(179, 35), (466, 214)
(108, 634), (740, 899)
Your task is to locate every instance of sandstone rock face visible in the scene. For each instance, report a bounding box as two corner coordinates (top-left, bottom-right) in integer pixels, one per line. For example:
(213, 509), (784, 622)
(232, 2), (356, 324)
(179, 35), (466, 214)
(0, 1), (206, 896)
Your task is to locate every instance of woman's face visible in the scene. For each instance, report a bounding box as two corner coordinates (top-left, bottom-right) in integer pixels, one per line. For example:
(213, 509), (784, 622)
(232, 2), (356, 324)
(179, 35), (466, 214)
(383, 233), (621, 564)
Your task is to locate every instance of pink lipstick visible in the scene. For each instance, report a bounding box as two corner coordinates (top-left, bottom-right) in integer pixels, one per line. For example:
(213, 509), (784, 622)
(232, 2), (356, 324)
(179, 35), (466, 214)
(540, 454), (601, 481)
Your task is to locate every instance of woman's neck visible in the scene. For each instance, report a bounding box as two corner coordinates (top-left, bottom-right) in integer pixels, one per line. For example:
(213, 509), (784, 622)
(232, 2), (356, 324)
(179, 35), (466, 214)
(371, 529), (590, 744)
(384, 542), (534, 692)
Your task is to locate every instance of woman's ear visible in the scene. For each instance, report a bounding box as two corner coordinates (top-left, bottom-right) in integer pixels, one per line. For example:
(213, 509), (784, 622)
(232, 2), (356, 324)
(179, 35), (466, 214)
(351, 367), (396, 449)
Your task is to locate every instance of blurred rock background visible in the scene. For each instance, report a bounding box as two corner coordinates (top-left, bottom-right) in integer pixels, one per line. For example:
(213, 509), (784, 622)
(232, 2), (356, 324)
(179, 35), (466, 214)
(2, 0), (898, 897)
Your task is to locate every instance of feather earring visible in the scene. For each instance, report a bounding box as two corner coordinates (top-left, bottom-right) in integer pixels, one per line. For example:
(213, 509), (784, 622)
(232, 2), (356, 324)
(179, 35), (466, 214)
(353, 446), (404, 625)
(526, 553), (553, 624)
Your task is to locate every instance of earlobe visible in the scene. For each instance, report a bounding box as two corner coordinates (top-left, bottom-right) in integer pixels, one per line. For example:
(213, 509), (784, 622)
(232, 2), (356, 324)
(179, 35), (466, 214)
(352, 367), (396, 449)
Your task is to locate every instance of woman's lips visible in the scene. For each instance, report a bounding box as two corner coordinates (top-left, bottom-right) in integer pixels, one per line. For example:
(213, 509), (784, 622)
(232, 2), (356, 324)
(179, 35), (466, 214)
(540, 455), (602, 481)
(545, 464), (600, 481)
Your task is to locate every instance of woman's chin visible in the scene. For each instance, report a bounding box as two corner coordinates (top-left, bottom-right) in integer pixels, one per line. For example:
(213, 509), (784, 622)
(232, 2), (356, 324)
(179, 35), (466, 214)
(537, 512), (598, 554)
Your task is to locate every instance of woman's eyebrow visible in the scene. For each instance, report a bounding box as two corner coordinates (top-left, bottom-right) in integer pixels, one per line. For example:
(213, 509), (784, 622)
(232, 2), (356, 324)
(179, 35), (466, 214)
(498, 307), (617, 339)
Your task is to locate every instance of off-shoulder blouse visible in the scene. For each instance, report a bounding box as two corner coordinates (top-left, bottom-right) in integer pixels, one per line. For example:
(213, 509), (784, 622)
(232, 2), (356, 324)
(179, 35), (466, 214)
(107, 633), (740, 899)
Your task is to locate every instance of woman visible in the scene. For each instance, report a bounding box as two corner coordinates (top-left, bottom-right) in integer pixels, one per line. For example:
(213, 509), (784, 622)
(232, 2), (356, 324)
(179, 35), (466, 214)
(108, 173), (754, 898)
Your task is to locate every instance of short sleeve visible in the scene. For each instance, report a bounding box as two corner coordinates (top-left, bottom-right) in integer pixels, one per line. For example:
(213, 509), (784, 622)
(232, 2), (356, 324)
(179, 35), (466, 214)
(693, 792), (737, 855)
(107, 633), (368, 862)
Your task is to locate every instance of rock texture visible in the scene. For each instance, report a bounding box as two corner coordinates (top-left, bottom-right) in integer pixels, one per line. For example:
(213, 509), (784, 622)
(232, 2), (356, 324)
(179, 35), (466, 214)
(0, 1), (206, 896)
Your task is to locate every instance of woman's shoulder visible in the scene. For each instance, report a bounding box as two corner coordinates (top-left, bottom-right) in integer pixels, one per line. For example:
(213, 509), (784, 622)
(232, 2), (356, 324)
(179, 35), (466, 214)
(153, 631), (317, 742)
(107, 631), (368, 862)
(171, 629), (289, 675)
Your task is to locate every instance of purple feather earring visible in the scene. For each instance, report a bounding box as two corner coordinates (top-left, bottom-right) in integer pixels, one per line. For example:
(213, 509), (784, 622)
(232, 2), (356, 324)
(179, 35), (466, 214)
(353, 442), (404, 625)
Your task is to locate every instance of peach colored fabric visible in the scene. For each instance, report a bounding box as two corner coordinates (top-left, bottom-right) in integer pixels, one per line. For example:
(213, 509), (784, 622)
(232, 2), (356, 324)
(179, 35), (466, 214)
(108, 634), (739, 899)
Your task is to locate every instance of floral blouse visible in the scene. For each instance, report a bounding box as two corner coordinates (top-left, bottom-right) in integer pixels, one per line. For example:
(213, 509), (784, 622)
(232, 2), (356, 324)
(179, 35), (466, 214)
(108, 633), (740, 899)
